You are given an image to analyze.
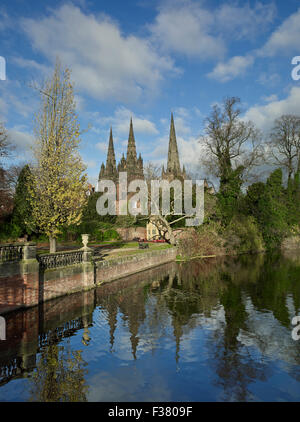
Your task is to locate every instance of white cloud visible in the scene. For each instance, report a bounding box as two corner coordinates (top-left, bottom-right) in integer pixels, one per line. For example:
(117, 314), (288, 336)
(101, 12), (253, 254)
(0, 80), (38, 120)
(257, 72), (281, 87)
(95, 142), (107, 153)
(262, 94), (278, 103)
(258, 8), (300, 57)
(244, 86), (300, 132)
(11, 57), (50, 75)
(208, 55), (254, 82)
(8, 126), (34, 154)
(0, 97), (8, 118)
(150, 0), (225, 59)
(93, 106), (158, 138)
(215, 2), (276, 41)
(150, 0), (275, 60)
(0, 9), (11, 32)
(21, 4), (176, 103)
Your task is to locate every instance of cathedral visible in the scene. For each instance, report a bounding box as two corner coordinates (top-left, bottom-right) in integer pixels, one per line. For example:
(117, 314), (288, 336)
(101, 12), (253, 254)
(98, 113), (186, 185)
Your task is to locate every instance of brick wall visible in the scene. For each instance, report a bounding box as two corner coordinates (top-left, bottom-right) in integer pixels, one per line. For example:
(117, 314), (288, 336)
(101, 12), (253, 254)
(0, 247), (177, 311)
(40, 262), (94, 303)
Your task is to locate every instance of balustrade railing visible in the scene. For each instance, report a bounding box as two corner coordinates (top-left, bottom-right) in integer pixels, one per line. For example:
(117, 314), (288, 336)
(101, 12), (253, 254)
(37, 250), (84, 269)
(0, 244), (24, 262)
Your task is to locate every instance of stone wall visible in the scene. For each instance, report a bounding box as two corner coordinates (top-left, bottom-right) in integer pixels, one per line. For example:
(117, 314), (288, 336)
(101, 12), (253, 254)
(95, 247), (177, 285)
(40, 261), (94, 303)
(116, 227), (147, 241)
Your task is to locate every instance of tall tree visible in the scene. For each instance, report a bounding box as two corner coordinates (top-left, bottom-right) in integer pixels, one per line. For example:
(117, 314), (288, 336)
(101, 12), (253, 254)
(29, 60), (88, 252)
(0, 121), (13, 161)
(269, 114), (300, 182)
(0, 122), (14, 219)
(202, 97), (263, 223)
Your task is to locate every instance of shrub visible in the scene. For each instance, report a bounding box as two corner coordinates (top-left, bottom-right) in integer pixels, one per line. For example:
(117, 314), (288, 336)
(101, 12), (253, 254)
(224, 215), (265, 254)
(178, 222), (225, 259)
(94, 229), (104, 242)
(103, 229), (120, 241)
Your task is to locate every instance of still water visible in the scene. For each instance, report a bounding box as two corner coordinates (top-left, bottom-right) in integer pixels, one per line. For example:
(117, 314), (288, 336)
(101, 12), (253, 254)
(0, 252), (299, 402)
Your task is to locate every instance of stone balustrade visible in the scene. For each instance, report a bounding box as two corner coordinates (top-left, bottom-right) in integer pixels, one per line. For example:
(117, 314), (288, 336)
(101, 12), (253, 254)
(0, 243), (36, 263)
(37, 250), (85, 269)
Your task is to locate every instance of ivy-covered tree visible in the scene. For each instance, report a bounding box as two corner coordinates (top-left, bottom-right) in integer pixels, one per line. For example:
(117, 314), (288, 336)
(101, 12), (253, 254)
(202, 97), (263, 225)
(257, 169), (288, 249)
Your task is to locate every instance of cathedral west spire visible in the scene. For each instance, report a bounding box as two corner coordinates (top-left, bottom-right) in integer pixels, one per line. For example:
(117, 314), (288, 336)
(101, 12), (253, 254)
(100, 126), (117, 182)
(106, 127), (116, 169)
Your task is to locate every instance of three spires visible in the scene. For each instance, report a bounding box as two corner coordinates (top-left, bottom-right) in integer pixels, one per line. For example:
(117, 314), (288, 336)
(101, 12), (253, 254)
(99, 113), (185, 183)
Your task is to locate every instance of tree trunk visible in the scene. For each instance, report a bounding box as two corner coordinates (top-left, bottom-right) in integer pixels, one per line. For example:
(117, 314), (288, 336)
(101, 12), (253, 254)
(49, 236), (57, 253)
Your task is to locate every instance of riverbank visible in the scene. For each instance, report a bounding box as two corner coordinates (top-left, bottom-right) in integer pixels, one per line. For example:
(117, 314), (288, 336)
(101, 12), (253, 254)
(0, 244), (177, 313)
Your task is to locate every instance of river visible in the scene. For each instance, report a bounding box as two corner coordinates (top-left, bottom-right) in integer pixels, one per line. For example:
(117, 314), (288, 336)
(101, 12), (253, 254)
(0, 251), (299, 402)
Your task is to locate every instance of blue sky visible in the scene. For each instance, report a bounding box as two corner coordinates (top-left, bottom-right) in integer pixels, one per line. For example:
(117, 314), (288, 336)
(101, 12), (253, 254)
(1, 0), (300, 185)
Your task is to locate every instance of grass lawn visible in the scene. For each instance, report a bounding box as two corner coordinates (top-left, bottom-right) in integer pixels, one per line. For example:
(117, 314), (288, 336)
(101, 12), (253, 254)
(36, 240), (173, 257)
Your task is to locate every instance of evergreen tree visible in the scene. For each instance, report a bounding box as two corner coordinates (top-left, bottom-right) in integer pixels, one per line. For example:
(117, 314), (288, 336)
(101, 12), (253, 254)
(11, 164), (34, 235)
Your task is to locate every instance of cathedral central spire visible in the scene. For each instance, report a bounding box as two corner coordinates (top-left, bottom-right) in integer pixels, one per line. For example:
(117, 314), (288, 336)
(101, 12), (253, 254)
(127, 117), (137, 163)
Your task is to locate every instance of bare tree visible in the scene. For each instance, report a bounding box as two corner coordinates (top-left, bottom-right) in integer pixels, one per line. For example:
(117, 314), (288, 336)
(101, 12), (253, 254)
(142, 161), (194, 245)
(268, 114), (300, 181)
(0, 122), (14, 218)
(143, 162), (162, 181)
(0, 121), (13, 162)
(201, 97), (264, 187)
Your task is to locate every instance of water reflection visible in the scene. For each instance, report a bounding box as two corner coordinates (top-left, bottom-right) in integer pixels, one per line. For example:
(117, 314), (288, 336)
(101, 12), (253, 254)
(0, 253), (299, 401)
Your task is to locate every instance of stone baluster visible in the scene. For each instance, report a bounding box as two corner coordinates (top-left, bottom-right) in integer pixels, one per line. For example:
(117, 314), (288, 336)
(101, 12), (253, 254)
(81, 234), (94, 288)
(81, 234), (93, 262)
(22, 242), (37, 261)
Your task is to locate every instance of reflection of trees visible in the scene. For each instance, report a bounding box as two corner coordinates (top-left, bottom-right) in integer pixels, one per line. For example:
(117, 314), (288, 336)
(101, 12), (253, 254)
(244, 253), (300, 328)
(210, 277), (268, 401)
(153, 254), (299, 399)
(29, 335), (88, 402)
